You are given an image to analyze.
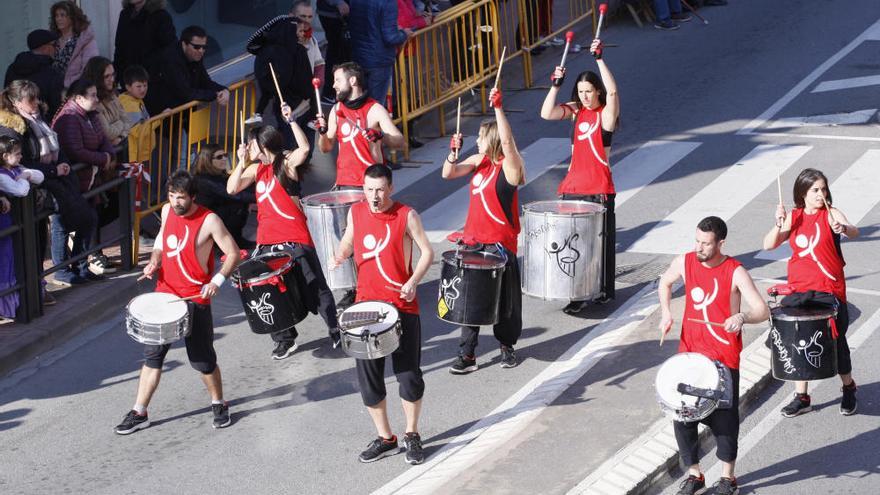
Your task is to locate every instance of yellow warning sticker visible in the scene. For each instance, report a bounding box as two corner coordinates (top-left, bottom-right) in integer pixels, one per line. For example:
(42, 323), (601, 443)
(438, 298), (449, 318)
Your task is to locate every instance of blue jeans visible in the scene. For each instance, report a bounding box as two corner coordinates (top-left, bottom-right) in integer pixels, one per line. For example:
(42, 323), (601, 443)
(50, 212), (94, 280)
(653, 0), (682, 22)
(364, 65), (393, 105)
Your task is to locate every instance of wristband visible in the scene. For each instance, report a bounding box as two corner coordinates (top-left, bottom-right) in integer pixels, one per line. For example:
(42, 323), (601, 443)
(210, 273), (226, 288)
(447, 153), (458, 164)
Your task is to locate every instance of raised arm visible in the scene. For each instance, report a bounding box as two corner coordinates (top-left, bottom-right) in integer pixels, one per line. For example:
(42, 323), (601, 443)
(829, 207), (859, 239)
(541, 66), (570, 120)
(762, 205), (791, 250)
(226, 144), (258, 194)
(281, 103), (310, 170)
(490, 88), (524, 185)
(593, 41), (619, 129)
(317, 104), (338, 153)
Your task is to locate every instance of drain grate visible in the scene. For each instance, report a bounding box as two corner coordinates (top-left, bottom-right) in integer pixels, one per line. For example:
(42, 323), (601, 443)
(616, 262), (667, 285)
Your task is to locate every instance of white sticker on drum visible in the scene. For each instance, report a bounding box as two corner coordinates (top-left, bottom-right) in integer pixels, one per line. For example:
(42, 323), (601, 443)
(794, 330), (825, 369)
(248, 293), (276, 325)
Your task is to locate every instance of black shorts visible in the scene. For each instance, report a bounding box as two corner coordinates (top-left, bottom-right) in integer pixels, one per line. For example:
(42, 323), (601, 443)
(673, 369), (740, 465)
(355, 312), (425, 407)
(143, 303), (217, 374)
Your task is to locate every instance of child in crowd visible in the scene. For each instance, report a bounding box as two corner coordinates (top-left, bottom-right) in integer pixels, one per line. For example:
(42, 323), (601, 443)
(118, 65), (153, 163)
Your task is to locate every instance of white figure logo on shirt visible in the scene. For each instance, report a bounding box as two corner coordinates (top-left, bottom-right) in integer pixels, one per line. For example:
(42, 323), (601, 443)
(339, 118), (373, 166)
(576, 113), (608, 167)
(362, 224), (403, 287)
(471, 167), (506, 225)
(690, 278), (730, 345)
(165, 226), (201, 286)
(256, 178), (297, 221)
(794, 222), (837, 281)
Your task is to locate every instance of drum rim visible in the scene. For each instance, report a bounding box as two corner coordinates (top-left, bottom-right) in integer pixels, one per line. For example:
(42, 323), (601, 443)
(771, 307), (836, 321)
(522, 199), (606, 215)
(233, 252), (294, 287)
(127, 292), (188, 323)
(441, 250), (507, 270)
(301, 190), (366, 207)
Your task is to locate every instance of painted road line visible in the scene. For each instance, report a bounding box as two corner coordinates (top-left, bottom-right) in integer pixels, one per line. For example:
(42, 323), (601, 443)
(763, 109), (877, 129)
(738, 17), (880, 135)
(812, 75), (880, 93)
(756, 149), (880, 262)
(422, 138), (570, 243)
(614, 141), (702, 208)
(627, 145), (812, 255)
(373, 282), (661, 495)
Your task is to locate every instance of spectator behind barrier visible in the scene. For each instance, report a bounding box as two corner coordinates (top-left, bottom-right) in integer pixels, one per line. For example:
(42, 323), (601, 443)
(292, 0), (326, 87)
(4, 29), (64, 117)
(50, 1), (99, 88)
(82, 57), (133, 156)
(193, 143), (255, 249)
(113, 0), (177, 87)
(316, 0), (353, 102)
(349, 0), (414, 103)
(119, 65), (163, 164)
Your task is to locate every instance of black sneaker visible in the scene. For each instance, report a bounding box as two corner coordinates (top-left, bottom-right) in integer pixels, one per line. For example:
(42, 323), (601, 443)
(358, 435), (399, 463)
(654, 20), (680, 30)
(330, 329), (342, 349)
(403, 432), (425, 465)
(449, 355), (478, 374)
(781, 393), (812, 418)
(500, 345), (518, 368)
(212, 403), (231, 428)
(676, 474), (706, 495)
(840, 381), (858, 415)
(272, 341), (298, 360)
(713, 477), (739, 495)
(81, 271), (105, 282)
(337, 290), (356, 310)
(563, 300), (587, 315)
(671, 12), (693, 22)
(115, 410), (150, 435)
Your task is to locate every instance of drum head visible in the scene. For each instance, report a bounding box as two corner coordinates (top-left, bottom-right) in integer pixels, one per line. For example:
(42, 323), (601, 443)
(128, 292), (188, 325)
(523, 200), (605, 216)
(235, 252), (293, 285)
(655, 353), (720, 408)
(442, 250), (506, 270)
(302, 190), (365, 207)
(771, 306), (836, 321)
(341, 301), (399, 334)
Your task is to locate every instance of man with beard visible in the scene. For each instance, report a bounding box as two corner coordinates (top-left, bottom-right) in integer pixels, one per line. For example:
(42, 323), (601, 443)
(657, 216), (768, 495)
(115, 170), (240, 435)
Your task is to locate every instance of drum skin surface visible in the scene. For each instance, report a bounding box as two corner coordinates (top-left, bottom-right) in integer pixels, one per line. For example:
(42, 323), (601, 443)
(126, 292), (192, 345)
(232, 252), (308, 334)
(769, 306), (838, 381)
(339, 301), (402, 360)
(521, 200), (604, 301)
(655, 353), (726, 423)
(302, 191), (364, 290)
(437, 249), (506, 326)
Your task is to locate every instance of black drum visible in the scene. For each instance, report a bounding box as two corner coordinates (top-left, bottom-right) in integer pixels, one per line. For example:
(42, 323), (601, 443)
(232, 252), (308, 334)
(769, 306), (838, 381)
(437, 248), (506, 326)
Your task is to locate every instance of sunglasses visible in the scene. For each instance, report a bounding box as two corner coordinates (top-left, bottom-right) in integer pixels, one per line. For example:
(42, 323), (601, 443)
(187, 42), (207, 51)
(212, 152), (228, 159)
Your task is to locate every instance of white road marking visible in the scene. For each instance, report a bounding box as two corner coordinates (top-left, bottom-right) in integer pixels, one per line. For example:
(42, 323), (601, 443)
(627, 145), (812, 255)
(763, 109), (877, 129)
(373, 283), (661, 495)
(614, 141), (702, 208)
(812, 74), (880, 93)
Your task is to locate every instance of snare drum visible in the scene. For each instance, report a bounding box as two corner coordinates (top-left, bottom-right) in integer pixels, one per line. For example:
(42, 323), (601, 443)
(437, 247), (507, 326)
(769, 306), (838, 381)
(655, 353), (733, 423)
(302, 190), (365, 290)
(521, 200), (605, 301)
(232, 252), (308, 334)
(339, 301), (402, 359)
(126, 292), (192, 345)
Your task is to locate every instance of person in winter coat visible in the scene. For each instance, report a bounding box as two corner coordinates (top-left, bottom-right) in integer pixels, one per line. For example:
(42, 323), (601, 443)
(4, 30), (64, 117)
(82, 57), (132, 151)
(348, 0), (414, 103)
(50, 1), (99, 88)
(113, 0), (177, 86)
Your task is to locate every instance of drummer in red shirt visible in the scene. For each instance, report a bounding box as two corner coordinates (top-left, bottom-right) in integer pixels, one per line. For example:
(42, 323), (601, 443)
(330, 164), (434, 465)
(227, 104), (340, 360)
(444, 87), (525, 373)
(658, 216), (769, 495)
(115, 171), (241, 435)
(540, 37), (619, 314)
(762, 168), (860, 417)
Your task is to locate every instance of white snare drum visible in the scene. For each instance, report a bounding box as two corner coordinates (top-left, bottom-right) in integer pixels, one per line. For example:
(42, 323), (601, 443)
(521, 200), (605, 301)
(302, 190), (365, 290)
(126, 292), (191, 345)
(339, 301), (402, 360)
(655, 353), (733, 423)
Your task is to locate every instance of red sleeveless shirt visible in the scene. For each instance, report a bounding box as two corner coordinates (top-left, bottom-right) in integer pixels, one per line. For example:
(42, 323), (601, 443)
(461, 155), (521, 254)
(352, 201), (418, 314)
(558, 105), (615, 196)
(787, 208), (846, 303)
(336, 99), (382, 187)
(680, 252), (743, 370)
(156, 205), (215, 305)
(255, 162), (313, 247)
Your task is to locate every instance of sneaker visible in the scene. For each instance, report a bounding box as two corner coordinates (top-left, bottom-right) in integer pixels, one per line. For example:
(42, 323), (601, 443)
(114, 410), (150, 435)
(568, 43), (583, 53)
(329, 329), (342, 349)
(781, 393), (812, 418)
(43, 291), (56, 306)
(408, 136), (424, 149)
(449, 355), (478, 374)
(549, 36), (565, 46)
(713, 477), (739, 495)
(358, 435), (399, 463)
(654, 20), (680, 30)
(337, 290), (356, 310)
(671, 12), (693, 22)
(840, 381), (858, 415)
(403, 432), (425, 465)
(244, 113), (263, 125)
(563, 300), (586, 315)
(272, 341), (298, 360)
(212, 403), (231, 428)
(88, 254), (116, 275)
(138, 235), (155, 249)
(676, 474), (707, 495)
(500, 345), (518, 368)
(54, 273), (87, 286)
(81, 271), (105, 282)
(592, 295), (613, 305)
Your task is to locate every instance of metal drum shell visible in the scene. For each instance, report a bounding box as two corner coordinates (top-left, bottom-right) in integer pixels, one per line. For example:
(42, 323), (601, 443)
(232, 253), (308, 334)
(437, 250), (506, 326)
(302, 191), (365, 290)
(341, 322), (403, 360)
(769, 306), (838, 381)
(125, 293), (192, 345)
(521, 200), (605, 301)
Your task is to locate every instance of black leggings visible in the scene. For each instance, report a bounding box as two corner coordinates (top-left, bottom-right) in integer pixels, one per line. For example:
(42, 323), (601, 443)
(356, 312), (425, 406)
(143, 303), (217, 374)
(459, 245), (522, 356)
(835, 301), (852, 375)
(674, 370), (740, 465)
(561, 193), (616, 300)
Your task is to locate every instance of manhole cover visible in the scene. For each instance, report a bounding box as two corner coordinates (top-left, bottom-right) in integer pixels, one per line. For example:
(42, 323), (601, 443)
(616, 263), (667, 285)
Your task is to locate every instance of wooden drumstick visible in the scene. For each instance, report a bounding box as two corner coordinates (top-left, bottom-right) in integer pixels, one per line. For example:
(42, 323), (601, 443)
(776, 175), (783, 206)
(167, 294), (203, 303)
(385, 285), (406, 294)
(239, 110), (246, 145)
(687, 318), (740, 333)
(269, 62), (285, 106)
(454, 97), (461, 160)
(494, 46), (507, 89)
(659, 329), (666, 347)
(137, 274), (149, 282)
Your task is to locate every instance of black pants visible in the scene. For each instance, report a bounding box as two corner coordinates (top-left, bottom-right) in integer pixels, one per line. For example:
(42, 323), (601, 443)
(253, 243), (339, 343)
(459, 245), (522, 356)
(143, 303), (217, 374)
(561, 193), (616, 300)
(318, 15), (352, 99)
(356, 312), (425, 406)
(674, 369), (740, 465)
(836, 302), (852, 375)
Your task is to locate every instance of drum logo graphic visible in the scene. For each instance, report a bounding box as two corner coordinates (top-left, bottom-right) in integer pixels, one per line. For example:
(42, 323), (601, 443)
(438, 276), (461, 317)
(546, 232), (580, 277)
(770, 327), (797, 375)
(794, 330), (825, 369)
(248, 293), (276, 325)
(795, 222), (837, 281)
(690, 278), (730, 345)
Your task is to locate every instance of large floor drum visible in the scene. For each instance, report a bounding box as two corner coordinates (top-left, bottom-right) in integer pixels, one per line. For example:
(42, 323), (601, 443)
(232, 252), (308, 334)
(769, 306), (838, 381)
(302, 190), (365, 290)
(437, 249), (506, 326)
(521, 200), (605, 301)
